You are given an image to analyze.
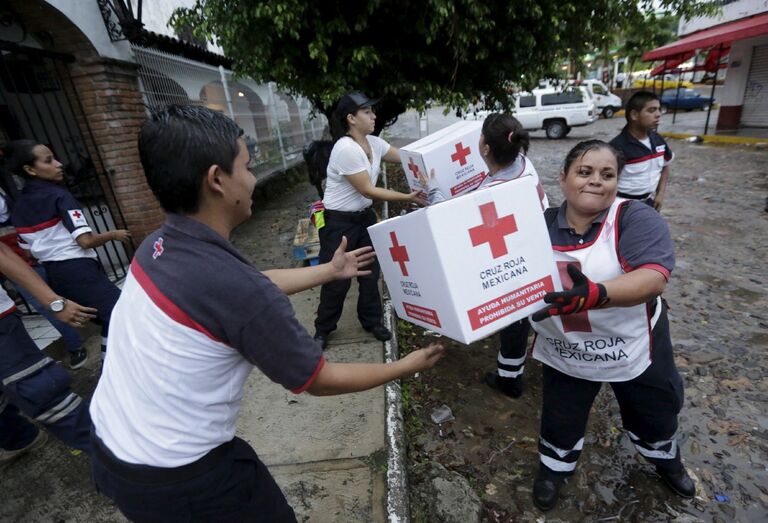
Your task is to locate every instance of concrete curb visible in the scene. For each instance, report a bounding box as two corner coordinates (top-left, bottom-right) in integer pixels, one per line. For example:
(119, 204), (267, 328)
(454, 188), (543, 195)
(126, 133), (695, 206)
(384, 300), (409, 523)
(659, 132), (768, 146)
(381, 163), (410, 523)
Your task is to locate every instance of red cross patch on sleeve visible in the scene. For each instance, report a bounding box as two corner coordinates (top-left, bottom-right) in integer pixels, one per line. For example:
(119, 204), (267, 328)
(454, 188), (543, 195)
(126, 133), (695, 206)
(67, 209), (89, 228)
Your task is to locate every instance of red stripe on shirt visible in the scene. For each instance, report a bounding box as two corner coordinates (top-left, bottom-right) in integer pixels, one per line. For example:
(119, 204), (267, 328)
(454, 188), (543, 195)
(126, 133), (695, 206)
(15, 217), (62, 234)
(291, 356), (326, 394)
(636, 263), (670, 281)
(131, 260), (224, 344)
(625, 151), (664, 164)
(0, 305), (17, 319)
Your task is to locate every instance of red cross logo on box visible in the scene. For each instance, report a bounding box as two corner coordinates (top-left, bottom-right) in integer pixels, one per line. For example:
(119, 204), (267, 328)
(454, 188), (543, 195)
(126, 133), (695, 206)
(389, 231), (410, 276)
(152, 237), (164, 260)
(72, 210), (82, 219)
(451, 142), (471, 166)
(468, 202), (518, 259)
(407, 158), (420, 181)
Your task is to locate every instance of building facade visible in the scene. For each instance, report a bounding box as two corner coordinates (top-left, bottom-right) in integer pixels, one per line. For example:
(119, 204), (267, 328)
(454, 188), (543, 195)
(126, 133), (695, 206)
(0, 0), (326, 279)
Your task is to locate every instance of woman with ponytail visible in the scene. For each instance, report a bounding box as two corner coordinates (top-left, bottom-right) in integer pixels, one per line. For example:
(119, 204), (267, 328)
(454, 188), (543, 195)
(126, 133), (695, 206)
(420, 113), (549, 399)
(5, 140), (130, 361)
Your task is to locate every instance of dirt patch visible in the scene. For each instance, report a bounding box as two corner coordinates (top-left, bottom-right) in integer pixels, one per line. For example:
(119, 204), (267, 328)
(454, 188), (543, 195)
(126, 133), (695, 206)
(385, 128), (768, 522)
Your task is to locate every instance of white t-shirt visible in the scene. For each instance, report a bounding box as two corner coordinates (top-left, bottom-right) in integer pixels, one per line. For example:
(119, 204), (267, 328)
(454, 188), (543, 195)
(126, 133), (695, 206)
(323, 135), (391, 211)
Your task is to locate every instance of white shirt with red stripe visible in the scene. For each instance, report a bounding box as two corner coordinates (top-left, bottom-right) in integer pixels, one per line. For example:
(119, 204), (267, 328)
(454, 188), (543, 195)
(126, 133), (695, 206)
(0, 288), (17, 319)
(90, 264), (254, 467)
(16, 217), (96, 262)
(531, 199), (657, 382)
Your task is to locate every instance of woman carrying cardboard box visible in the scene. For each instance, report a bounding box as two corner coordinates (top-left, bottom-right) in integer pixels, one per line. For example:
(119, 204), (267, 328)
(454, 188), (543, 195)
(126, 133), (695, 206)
(313, 92), (426, 350)
(421, 113), (548, 399)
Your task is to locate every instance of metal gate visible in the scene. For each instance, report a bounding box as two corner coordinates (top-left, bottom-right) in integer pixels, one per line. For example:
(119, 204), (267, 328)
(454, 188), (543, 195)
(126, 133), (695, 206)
(742, 45), (768, 128)
(0, 41), (131, 282)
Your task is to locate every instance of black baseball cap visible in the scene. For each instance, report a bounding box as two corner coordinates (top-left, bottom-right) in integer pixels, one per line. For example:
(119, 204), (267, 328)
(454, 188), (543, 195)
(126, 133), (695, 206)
(336, 91), (381, 117)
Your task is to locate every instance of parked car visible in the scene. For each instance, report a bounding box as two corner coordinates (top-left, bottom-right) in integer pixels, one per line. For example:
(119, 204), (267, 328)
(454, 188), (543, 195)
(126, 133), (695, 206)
(511, 87), (599, 139)
(660, 88), (715, 113)
(632, 75), (694, 89)
(569, 80), (623, 118)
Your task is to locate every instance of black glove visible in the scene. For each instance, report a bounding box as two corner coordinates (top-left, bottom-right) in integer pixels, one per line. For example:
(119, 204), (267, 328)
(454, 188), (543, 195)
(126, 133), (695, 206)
(532, 264), (609, 322)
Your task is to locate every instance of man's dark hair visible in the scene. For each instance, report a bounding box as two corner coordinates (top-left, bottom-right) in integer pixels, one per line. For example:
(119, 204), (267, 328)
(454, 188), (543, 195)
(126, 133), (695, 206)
(563, 140), (625, 175)
(625, 91), (660, 123)
(138, 105), (244, 214)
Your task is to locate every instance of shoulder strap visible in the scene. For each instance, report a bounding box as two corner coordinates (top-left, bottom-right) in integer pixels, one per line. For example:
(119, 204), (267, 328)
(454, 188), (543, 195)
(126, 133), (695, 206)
(544, 202), (628, 233)
(544, 207), (559, 227)
(616, 200), (630, 235)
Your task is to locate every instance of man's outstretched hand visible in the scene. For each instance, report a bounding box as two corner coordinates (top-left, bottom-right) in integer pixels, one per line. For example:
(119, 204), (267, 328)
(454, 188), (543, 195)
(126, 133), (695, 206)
(532, 264), (609, 321)
(330, 236), (376, 280)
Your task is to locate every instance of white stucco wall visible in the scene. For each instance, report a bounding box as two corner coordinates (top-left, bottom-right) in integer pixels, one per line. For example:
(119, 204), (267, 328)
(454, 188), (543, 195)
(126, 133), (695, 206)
(720, 34), (768, 105)
(679, 0), (768, 36)
(45, 0), (132, 60)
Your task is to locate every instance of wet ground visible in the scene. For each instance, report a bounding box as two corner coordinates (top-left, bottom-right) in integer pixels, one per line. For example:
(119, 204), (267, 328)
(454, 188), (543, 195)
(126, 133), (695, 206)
(1, 116), (764, 522)
(386, 117), (768, 522)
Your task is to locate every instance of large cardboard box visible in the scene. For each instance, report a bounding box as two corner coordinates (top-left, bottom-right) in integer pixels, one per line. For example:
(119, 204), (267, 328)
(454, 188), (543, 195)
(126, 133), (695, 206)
(369, 175), (559, 344)
(399, 121), (487, 200)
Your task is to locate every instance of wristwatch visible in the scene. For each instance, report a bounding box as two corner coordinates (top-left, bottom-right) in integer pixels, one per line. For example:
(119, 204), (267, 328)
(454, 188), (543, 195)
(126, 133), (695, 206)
(49, 299), (67, 313)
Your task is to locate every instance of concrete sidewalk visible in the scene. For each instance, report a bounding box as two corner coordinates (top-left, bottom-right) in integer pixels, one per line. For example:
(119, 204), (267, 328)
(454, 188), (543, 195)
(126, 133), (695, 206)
(231, 181), (395, 522)
(236, 289), (390, 523)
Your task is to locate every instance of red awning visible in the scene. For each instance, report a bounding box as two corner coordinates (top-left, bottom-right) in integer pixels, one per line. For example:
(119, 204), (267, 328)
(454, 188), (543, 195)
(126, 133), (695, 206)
(643, 12), (768, 61)
(649, 44), (731, 76)
(649, 51), (695, 76)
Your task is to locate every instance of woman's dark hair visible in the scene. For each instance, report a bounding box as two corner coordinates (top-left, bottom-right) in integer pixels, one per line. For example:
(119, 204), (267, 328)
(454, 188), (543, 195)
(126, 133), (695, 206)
(0, 139), (41, 205)
(138, 105), (243, 214)
(562, 140), (625, 175)
(329, 103), (351, 142)
(481, 113), (529, 166)
(1, 139), (40, 178)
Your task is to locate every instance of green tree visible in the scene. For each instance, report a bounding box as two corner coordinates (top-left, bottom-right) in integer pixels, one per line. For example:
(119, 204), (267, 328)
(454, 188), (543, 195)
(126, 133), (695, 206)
(621, 12), (681, 80)
(171, 0), (718, 131)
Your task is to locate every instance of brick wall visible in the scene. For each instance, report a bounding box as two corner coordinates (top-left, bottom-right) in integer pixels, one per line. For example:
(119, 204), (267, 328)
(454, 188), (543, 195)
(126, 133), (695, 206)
(66, 58), (164, 240)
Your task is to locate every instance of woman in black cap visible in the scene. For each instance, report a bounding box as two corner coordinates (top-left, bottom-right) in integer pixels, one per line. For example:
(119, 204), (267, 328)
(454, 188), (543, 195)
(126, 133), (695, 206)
(313, 92), (426, 350)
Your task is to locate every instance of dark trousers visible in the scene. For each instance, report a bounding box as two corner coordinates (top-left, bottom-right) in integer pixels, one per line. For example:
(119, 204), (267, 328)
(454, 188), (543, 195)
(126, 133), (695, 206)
(314, 209), (381, 335)
(91, 435), (297, 523)
(9, 265), (83, 354)
(496, 319), (530, 380)
(538, 301), (684, 475)
(44, 258), (121, 341)
(0, 314), (91, 452)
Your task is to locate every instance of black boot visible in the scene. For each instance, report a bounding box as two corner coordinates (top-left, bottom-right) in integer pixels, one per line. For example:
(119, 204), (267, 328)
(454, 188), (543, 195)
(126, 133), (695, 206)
(532, 466), (566, 511)
(484, 371), (524, 398)
(364, 323), (392, 342)
(656, 465), (696, 498)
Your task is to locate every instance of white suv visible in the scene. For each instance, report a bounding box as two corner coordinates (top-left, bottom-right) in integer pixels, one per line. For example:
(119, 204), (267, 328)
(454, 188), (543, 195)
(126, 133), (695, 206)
(570, 80), (623, 119)
(513, 87), (599, 139)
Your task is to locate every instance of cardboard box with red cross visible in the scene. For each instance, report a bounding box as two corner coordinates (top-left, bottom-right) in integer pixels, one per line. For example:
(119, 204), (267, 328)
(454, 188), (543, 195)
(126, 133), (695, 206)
(399, 121), (487, 200)
(368, 175), (560, 344)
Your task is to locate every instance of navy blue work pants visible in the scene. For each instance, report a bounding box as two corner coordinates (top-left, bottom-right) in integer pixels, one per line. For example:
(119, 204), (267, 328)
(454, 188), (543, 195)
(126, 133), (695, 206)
(92, 435), (296, 522)
(0, 314), (91, 452)
(44, 258), (121, 341)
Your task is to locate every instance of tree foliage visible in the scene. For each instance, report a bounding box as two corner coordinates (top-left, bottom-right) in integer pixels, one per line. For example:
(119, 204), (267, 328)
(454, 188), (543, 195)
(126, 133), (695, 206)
(171, 0), (718, 128)
(621, 13), (681, 75)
